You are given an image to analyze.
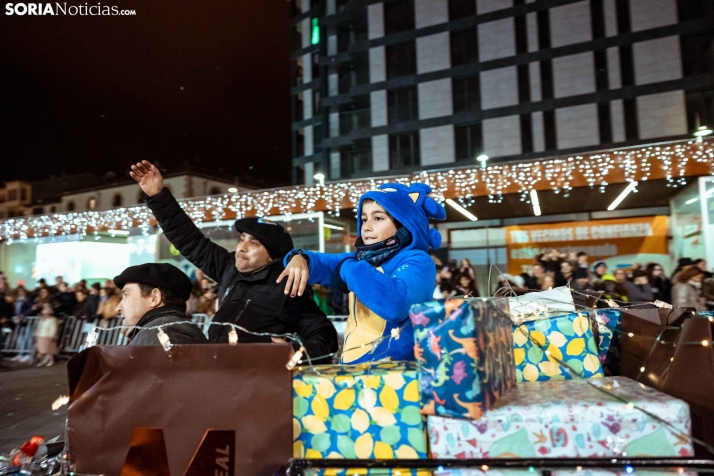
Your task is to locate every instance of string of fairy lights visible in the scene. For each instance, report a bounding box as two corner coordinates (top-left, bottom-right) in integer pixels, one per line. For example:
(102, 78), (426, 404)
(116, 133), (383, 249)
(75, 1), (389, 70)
(1, 139), (713, 242)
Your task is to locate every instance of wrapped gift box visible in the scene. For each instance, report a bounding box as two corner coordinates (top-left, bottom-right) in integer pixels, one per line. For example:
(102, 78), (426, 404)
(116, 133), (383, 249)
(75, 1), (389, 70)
(513, 313), (604, 382)
(409, 298), (516, 420)
(293, 361), (428, 464)
(428, 376), (694, 459)
(594, 308), (622, 376)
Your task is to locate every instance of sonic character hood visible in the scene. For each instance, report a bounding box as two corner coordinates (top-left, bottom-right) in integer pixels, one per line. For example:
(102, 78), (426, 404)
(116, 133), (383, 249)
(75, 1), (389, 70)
(357, 182), (446, 252)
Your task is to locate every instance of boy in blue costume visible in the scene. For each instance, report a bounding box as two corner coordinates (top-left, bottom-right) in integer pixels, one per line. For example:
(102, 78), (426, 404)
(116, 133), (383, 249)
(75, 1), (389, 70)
(278, 182), (446, 363)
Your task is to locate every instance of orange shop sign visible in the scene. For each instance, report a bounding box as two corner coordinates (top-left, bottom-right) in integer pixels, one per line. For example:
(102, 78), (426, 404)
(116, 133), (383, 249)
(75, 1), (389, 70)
(505, 216), (669, 274)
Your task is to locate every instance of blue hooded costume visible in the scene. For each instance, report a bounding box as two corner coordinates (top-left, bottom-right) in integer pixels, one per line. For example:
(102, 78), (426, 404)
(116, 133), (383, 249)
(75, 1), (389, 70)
(284, 182), (446, 363)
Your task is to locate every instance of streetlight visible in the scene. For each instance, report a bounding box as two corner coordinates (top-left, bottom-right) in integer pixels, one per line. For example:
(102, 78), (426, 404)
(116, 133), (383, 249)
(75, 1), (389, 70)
(476, 154), (489, 169)
(227, 187), (238, 193)
(693, 114), (713, 143)
(313, 173), (325, 186)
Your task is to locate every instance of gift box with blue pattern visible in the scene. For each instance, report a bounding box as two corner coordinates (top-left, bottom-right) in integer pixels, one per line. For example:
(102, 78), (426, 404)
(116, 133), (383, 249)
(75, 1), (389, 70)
(409, 298), (516, 420)
(513, 312), (604, 382)
(293, 361), (427, 468)
(594, 308), (622, 376)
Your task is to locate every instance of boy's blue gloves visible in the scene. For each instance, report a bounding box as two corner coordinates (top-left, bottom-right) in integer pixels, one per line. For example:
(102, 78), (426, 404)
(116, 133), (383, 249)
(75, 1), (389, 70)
(330, 257), (356, 308)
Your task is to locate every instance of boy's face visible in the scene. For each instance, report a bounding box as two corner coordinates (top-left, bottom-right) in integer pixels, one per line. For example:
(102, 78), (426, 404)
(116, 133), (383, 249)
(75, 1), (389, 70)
(360, 201), (398, 245)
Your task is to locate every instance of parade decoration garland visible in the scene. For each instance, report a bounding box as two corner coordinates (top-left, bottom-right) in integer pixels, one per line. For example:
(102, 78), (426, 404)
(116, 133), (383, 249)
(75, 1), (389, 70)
(1, 139), (713, 242)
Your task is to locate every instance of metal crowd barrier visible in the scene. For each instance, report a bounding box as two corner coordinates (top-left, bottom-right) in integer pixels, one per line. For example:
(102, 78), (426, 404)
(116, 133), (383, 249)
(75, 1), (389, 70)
(1, 314), (348, 357)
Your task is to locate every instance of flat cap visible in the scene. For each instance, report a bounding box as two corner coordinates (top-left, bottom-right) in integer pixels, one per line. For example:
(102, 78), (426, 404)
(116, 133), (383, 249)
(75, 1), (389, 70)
(114, 263), (193, 301)
(233, 217), (294, 260)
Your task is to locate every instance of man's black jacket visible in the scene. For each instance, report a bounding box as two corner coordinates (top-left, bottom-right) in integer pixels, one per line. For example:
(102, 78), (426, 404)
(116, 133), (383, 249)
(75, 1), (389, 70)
(146, 188), (338, 362)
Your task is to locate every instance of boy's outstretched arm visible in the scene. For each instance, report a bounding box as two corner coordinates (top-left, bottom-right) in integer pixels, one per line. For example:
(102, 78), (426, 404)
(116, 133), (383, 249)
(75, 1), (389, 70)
(339, 254), (436, 322)
(278, 250), (353, 296)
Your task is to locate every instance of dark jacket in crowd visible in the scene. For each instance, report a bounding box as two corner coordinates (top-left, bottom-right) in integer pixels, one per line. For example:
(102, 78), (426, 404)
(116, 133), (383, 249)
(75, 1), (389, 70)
(86, 294), (100, 319)
(145, 188), (338, 362)
(650, 276), (672, 303)
(624, 281), (655, 303)
(127, 304), (208, 346)
(56, 291), (77, 316)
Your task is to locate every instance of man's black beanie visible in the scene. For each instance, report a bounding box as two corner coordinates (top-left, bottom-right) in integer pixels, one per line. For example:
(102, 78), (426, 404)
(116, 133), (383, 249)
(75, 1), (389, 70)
(114, 263), (193, 301)
(234, 217), (294, 260)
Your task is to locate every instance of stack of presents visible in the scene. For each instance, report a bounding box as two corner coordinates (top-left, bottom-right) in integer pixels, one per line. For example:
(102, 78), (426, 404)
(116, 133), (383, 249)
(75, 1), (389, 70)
(292, 288), (713, 475)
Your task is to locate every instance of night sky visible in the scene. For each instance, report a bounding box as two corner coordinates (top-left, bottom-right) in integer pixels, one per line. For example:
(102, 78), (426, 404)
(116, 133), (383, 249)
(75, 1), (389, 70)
(0, 0), (293, 186)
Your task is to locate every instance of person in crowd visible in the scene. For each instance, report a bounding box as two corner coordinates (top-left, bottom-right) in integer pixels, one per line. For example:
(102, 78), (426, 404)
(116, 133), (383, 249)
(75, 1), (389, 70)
(671, 266), (706, 311)
(0, 292), (15, 355)
(702, 273), (714, 311)
(454, 273), (479, 297)
(96, 287), (121, 322)
(190, 283), (217, 317)
(611, 268), (630, 300)
(693, 259), (713, 279)
(458, 258), (476, 281)
(671, 257), (693, 281)
(559, 260), (574, 286)
(591, 261), (608, 286)
(30, 287), (54, 316)
(130, 160), (337, 360)
(432, 270), (443, 300)
(280, 182), (446, 363)
(541, 274), (555, 291)
(191, 268), (206, 298)
(570, 268), (592, 291)
(597, 273), (628, 302)
(55, 281), (77, 316)
(73, 288), (94, 321)
(526, 263), (546, 290)
(439, 282), (456, 299)
(34, 278), (49, 296)
(87, 283), (101, 318)
(34, 302), (59, 367)
(496, 274), (522, 294)
(576, 252), (589, 268)
(624, 269), (655, 303)
(439, 267), (454, 287)
(645, 262), (671, 303)
(114, 263), (208, 345)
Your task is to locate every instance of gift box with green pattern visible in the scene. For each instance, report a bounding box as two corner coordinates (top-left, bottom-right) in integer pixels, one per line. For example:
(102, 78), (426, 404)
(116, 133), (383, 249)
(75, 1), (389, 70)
(513, 312), (604, 382)
(293, 361), (428, 468)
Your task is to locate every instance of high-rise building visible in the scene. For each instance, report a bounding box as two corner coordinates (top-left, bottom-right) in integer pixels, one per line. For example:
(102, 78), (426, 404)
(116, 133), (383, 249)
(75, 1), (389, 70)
(290, 0), (714, 184)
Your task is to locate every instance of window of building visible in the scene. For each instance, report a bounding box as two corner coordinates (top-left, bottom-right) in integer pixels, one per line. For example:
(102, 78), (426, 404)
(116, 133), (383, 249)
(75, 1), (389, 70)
(453, 75), (481, 113)
(451, 29), (478, 66)
(112, 194), (123, 207)
(341, 139), (373, 176)
(388, 87), (419, 123)
(385, 0), (415, 35)
(312, 52), (321, 80)
(454, 123), (483, 160)
(339, 95), (371, 134)
(87, 197), (97, 210)
(338, 53), (369, 94)
(209, 186), (221, 195)
(295, 129), (306, 157)
(137, 191), (149, 204)
(20, 188), (27, 202)
(294, 164), (306, 184)
(50, 206), (56, 213)
(295, 93), (305, 121)
(313, 90), (321, 113)
(386, 41), (417, 79)
(449, 0), (476, 20)
(67, 201), (76, 211)
(311, 18), (320, 45)
(293, 58), (304, 87)
(291, 0), (302, 15)
(8, 190), (17, 201)
(292, 22), (303, 51)
(33, 207), (43, 215)
(313, 125), (324, 153)
(389, 132), (420, 169)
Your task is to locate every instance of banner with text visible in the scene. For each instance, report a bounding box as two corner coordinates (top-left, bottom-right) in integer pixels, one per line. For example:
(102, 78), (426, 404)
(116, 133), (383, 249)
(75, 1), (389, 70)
(506, 216), (669, 275)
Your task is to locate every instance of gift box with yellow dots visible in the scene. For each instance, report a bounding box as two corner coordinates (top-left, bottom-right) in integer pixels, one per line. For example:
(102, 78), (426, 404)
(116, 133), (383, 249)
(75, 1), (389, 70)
(512, 312), (604, 382)
(427, 376), (694, 460)
(293, 361), (430, 475)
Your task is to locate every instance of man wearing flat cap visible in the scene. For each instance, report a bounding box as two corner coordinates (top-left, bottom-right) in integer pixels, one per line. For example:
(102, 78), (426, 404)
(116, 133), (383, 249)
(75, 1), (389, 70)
(114, 263), (208, 345)
(130, 161), (337, 361)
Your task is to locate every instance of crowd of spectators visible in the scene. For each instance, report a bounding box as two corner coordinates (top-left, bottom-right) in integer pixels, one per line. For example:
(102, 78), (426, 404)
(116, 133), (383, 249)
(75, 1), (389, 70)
(0, 269), (221, 365)
(430, 251), (714, 311)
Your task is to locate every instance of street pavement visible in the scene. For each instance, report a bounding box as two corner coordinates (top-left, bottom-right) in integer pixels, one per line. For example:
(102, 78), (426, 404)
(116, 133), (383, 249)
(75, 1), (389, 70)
(0, 358), (69, 456)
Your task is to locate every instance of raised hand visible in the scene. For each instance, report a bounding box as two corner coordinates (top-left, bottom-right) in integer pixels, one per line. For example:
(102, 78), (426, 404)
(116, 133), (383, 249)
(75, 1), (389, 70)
(276, 254), (309, 297)
(129, 160), (164, 197)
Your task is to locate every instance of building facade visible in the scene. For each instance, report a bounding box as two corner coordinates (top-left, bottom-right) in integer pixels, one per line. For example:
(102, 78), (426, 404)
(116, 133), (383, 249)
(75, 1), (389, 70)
(290, 0), (714, 184)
